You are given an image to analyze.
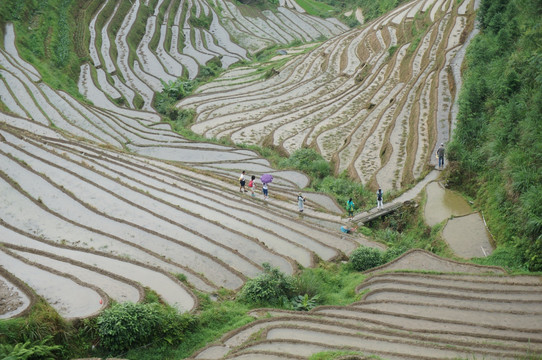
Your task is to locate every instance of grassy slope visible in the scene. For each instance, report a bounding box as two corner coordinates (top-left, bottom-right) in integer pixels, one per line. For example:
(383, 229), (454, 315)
(446, 0), (542, 271)
(0, 0), (85, 100)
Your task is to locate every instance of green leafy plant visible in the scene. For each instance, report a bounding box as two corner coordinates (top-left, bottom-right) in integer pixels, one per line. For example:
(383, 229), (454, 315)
(349, 246), (384, 271)
(0, 337), (61, 360)
(291, 294), (320, 311)
(238, 263), (295, 306)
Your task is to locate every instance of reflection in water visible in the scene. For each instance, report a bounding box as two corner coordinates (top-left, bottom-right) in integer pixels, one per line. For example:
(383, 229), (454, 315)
(424, 182), (471, 226)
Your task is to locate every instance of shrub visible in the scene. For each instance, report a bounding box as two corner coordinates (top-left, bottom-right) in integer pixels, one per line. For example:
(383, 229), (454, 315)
(96, 302), (195, 353)
(349, 246), (384, 271)
(0, 337), (61, 360)
(280, 148), (331, 179)
(238, 263), (295, 306)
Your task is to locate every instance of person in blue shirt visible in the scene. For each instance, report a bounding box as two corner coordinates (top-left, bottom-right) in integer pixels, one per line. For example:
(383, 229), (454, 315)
(341, 225), (357, 234)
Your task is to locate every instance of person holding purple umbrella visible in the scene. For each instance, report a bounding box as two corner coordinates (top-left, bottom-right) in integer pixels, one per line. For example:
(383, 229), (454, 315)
(261, 174), (273, 200)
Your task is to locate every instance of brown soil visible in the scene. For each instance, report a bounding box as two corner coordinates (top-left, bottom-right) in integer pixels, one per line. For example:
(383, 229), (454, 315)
(0, 279), (24, 316)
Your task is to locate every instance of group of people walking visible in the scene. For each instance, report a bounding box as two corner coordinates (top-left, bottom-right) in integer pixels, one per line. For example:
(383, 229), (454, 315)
(239, 171), (268, 200)
(237, 143), (447, 236)
(238, 170), (305, 210)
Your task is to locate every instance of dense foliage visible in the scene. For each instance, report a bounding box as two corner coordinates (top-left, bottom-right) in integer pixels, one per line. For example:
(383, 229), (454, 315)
(447, 0), (542, 270)
(349, 246), (384, 271)
(155, 59), (222, 130)
(96, 302), (196, 354)
(0, 337), (61, 360)
(0, 0), (81, 96)
(279, 148), (331, 179)
(238, 263), (296, 305)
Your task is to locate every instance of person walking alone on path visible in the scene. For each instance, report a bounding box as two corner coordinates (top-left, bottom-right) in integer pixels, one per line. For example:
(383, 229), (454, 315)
(298, 193), (305, 212)
(376, 188), (383, 209)
(239, 171), (246, 192)
(346, 198), (355, 219)
(248, 175), (256, 197)
(437, 143), (445, 169)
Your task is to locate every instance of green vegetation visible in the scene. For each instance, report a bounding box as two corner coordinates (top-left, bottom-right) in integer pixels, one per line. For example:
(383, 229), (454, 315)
(188, 5), (212, 29)
(0, 0), (83, 99)
(96, 302), (196, 353)
(349, 246), (384, 271)
(238, 263), (296, 306)
(0, 337), (62, 360)
(0, 299), (76, 358)
(126, 0), (155, 70)
(149, 0), (172, 51)
(315, 0), (408, 22)
(155, 57), (222, 130)
(470, 245), (529, 272)
(364, 200), (448, 255)
(0, 264), (367, 359)
(239, 262), (367, 309)
(2, 0), (541, 358)
(294, 0), (336, 18)
(446, 0), (542, 271)
(280, 147), (332, 179)
(349, 202), (446, 271)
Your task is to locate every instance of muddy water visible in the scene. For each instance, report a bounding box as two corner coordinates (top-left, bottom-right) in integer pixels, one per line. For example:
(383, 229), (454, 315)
(444, 213), (494, 258)
(425, 181), (493, 258)
(424, 181), (471, 226)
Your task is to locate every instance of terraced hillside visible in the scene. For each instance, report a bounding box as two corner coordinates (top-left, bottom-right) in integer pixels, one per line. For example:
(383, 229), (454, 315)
(79, 0), (348, 111)
(0, 10), (375, 318)
(191, 250), (542, 360)
(2, 1), (541, 359)
(178, 0), (477, 189)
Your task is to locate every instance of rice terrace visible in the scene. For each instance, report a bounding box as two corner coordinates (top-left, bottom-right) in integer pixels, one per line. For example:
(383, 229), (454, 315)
(0, 0), (541, 358)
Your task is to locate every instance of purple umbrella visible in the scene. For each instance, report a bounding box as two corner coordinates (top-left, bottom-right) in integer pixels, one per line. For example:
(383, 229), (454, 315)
(260, 174), (273, 184)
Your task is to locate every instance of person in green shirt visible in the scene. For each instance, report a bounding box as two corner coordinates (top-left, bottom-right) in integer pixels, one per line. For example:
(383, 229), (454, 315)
(346, 198), (354, 219)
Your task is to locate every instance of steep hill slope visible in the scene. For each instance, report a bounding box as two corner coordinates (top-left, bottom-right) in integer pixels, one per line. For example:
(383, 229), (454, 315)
(447, 0), (542, 271)
(178, 0), (477, 189)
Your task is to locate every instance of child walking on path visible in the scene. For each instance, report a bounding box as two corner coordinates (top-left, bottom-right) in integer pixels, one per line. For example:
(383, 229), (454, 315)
(262, 182), (269, 200)
(298, 193), (305, 212)
(248, 175), (256, 197)
(376, 188), (383, 209)
(346, 198), (354, 219)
